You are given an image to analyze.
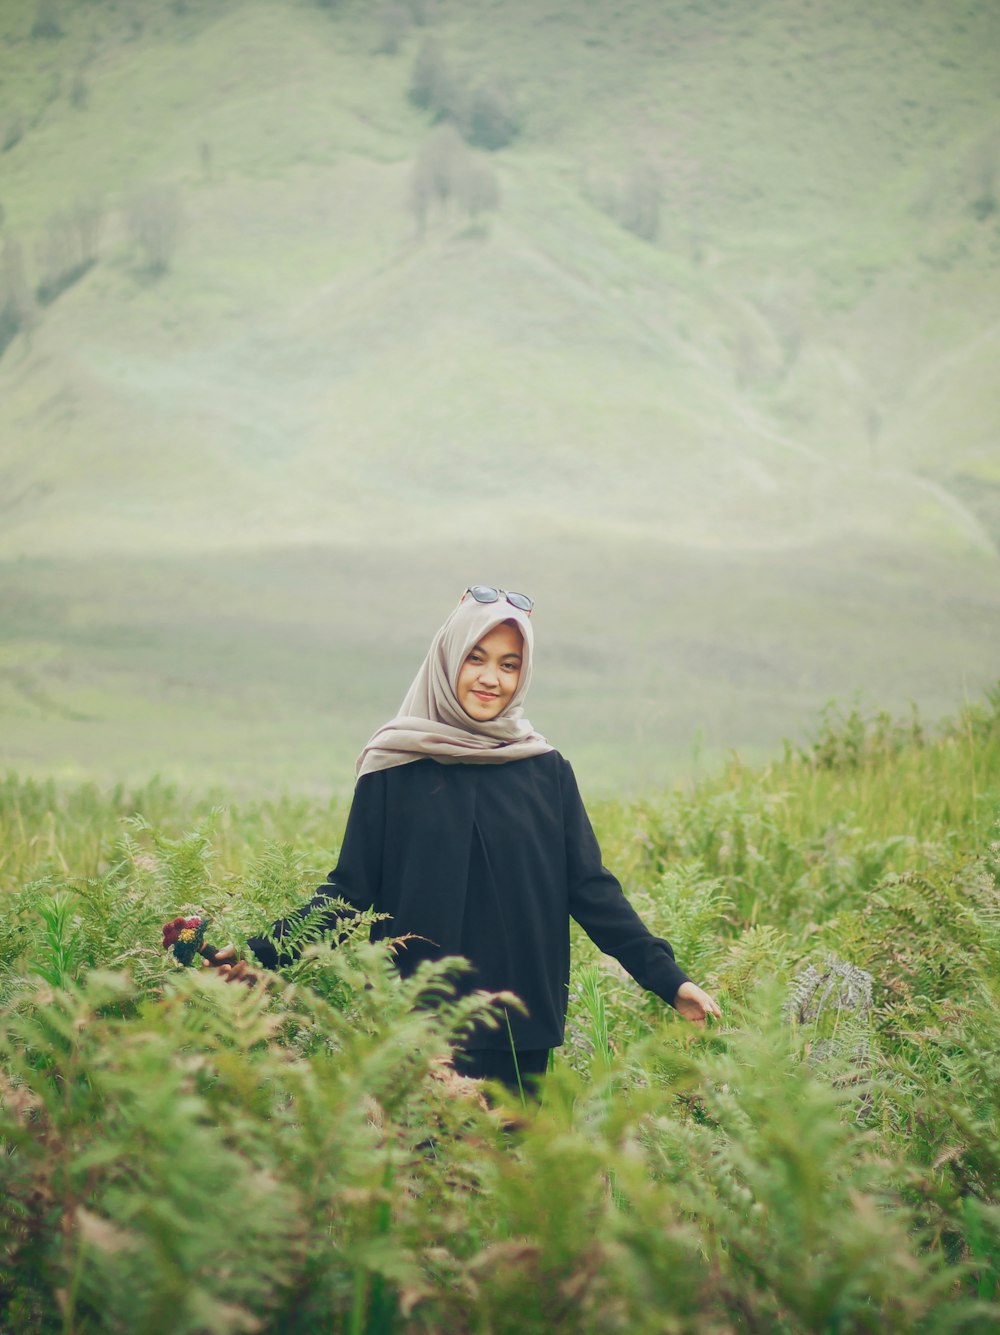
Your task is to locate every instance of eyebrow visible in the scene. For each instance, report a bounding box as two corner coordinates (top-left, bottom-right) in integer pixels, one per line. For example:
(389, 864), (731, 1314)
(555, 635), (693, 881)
(470, 643), (522, 661)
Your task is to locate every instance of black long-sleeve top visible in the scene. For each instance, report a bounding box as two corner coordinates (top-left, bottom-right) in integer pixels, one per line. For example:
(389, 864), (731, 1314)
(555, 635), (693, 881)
(248, 751), (690, 1051)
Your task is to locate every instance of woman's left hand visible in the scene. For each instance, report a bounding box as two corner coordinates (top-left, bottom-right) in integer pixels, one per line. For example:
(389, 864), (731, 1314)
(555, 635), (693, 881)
(673, 980), (722, 1024)
(205, 943), (260, 986)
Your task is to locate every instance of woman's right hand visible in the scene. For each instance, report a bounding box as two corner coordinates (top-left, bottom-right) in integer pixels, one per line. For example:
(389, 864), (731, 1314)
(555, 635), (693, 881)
(204, 943), (259, 986)
(673, 980), (722, 1024)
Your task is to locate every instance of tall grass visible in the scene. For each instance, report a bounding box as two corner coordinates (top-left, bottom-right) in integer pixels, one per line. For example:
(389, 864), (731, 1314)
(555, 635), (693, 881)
(1, 689), (999, 1332)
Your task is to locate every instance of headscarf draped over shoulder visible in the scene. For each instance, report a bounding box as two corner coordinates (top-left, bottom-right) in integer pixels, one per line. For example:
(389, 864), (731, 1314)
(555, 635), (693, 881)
(356, 595), (553, 777)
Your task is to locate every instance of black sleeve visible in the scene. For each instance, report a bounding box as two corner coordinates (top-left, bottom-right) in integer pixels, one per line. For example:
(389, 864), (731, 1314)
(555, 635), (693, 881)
(561, 758), (690, 1006)
(247, 771), (385, 969)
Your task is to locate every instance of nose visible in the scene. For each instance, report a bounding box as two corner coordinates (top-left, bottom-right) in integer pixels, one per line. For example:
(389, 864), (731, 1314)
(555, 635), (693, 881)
(477, 661), (499, 686)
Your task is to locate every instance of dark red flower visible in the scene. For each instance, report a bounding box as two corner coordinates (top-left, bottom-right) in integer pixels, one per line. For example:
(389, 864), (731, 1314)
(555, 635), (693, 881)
(162, 915), (210, 966)
(161, 916), (198, 950)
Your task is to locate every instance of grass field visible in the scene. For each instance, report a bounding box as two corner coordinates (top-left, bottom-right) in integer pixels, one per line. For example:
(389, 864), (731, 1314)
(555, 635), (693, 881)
(1, 690), (998, 1331)
(1, 535), (997, 794)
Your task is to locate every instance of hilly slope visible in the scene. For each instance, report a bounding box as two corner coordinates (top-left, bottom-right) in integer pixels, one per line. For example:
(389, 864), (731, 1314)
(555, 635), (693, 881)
(0, 0), (998, 791)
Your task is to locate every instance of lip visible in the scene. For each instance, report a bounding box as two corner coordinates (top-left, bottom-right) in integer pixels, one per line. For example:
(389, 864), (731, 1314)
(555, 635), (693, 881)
(472, 691), (499, 702)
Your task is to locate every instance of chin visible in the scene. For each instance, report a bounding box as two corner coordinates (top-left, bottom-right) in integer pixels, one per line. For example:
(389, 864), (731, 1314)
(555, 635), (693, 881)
(463, 698), (504, 721)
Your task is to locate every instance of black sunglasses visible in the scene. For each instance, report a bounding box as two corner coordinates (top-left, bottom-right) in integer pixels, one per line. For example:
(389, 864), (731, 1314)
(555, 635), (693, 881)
(463, 585), (534, 614)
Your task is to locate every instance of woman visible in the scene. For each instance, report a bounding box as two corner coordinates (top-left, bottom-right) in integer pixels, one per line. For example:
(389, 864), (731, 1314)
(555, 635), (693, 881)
(208, 586), (721, 1090)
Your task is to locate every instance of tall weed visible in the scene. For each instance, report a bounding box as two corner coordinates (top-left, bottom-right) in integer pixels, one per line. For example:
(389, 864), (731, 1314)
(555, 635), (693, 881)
(2, 689), (999, 1331)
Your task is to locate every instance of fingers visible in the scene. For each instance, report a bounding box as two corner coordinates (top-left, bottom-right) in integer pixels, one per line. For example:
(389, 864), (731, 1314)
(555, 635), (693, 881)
(214, 959), (259, 986)
(196, 943), (258, 985)
(675, 981), (723, 1024)
(206, 943), (237, 964)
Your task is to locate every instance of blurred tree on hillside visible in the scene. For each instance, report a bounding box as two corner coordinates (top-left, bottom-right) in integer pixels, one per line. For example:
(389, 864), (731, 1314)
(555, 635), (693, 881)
(583, 161), (661, 242)
(0, 237), (37, 357)
(757, 290), (805, 374)
(70, 69), (88, 111)
(410, 40), (519, 151)
(377, 5), (411, 55)
(457, 160), (500, 220)
(35, 196), (102, 306)
(409, 124), (464, 232)
(30, 0), (62, 40)
(409, 125), (499, 233)
(619, 162), (662, 241)
(970, 133), (998, 220)
(128, 185), (182, 276)
(2, 115), (25, 153)
(465, 78), (518, 151)
(409, 37), (449, 110)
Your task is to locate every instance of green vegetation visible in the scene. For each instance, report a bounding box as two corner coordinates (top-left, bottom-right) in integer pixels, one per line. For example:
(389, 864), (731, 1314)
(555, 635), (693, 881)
(0, 0), (998, 789)
(2, 691), (999, 1331)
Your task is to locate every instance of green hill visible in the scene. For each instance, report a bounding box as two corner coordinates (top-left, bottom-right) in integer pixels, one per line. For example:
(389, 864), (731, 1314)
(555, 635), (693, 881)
(1, 0), (998, 791)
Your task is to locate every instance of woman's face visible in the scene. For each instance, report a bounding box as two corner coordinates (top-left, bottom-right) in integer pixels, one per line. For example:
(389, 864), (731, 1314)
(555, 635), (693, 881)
(456, 622), (523, 721)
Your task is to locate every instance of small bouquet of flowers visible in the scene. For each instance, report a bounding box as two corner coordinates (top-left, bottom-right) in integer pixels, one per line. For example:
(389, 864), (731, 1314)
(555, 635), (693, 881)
(161, 915), (219, 967)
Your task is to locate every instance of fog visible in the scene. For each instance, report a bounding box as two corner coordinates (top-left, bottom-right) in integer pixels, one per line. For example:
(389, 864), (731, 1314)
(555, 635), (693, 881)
(1, 0), (997, 793)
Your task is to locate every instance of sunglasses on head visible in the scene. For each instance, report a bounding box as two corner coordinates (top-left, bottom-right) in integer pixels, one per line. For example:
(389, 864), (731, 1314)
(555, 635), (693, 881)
(463, 585), (534, 614)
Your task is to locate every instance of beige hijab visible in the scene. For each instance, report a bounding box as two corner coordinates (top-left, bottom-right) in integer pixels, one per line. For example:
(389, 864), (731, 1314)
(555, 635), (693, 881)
(356, 595), (553, 777)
